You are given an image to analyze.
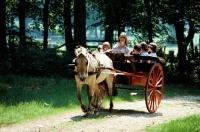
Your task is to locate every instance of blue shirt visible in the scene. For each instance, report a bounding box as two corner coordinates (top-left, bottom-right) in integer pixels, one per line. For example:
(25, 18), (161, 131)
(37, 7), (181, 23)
(140, 51), (149, 56)
(149, 52), (157, 57)
(112, 43), (131, 54)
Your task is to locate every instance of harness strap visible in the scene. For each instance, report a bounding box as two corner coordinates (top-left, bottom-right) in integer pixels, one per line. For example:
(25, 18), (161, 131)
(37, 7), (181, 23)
(74, 71), (100, 76)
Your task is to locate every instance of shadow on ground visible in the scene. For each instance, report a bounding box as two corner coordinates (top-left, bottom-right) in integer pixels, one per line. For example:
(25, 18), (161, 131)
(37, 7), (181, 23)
(71, 107), (162, 122)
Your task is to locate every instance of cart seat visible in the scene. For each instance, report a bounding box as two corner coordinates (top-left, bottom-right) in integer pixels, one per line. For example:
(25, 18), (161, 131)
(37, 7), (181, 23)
(106, 52), (166, 72)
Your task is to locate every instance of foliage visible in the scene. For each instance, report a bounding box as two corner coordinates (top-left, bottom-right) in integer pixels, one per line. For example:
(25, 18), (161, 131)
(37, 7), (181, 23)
(2, 0), (200, 83)
(0, 45), (74, 78)
(164, 46), (200, 84)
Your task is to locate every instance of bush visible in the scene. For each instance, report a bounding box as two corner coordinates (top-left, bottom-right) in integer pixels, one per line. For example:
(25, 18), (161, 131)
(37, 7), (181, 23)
(0, 46), (75, 78)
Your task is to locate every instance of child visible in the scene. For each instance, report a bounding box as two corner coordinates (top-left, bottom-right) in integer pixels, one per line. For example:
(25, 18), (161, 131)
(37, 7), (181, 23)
(130, 43), (141, 55)
(148, 42), (157, 57)
(130, 44), (141, 62)
(139, 42), (149, 56)
(102, 41), (111, 53)
(97, 45), (103, 53)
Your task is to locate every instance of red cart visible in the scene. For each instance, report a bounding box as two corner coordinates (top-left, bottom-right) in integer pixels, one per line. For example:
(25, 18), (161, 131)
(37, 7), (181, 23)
(96, 52), (165, 113)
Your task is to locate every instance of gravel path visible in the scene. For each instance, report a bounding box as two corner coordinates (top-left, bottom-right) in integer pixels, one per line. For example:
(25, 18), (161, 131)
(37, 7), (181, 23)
(1, 96), (200, 132)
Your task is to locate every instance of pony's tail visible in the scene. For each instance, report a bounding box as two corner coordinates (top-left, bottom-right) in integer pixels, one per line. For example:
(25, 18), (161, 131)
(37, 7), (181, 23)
(103, 80), (118, 96)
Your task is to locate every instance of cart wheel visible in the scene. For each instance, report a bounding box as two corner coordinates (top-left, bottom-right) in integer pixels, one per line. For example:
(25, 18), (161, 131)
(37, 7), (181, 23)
(145, 63), (164, 113)
(91, 83), (107, 108)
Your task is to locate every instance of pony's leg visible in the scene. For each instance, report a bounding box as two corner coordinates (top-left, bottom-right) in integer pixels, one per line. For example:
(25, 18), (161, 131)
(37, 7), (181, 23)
(87, 85), (94, 114)
(92, 84), (99, 113)
(105, 75), (114, 112)
(76, 82), (88, 113)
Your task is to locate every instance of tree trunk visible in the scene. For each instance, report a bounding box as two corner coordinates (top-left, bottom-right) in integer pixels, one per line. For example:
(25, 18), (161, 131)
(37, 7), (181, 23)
(0, 0), (7, 54)
(144, 0), (153, 43)
(104, 18), (114, 46)
(19, 0), (26, 45)
(190, 41), (194, 60)
(104, 0), (114, 46)
(174, 21), (195, 75)
(64, 0), (74, 51)
(174, 22), (186, 75)
(43, 0), (50, 49)
(74, 0), (86, 47)
(117, 0), (126, 35)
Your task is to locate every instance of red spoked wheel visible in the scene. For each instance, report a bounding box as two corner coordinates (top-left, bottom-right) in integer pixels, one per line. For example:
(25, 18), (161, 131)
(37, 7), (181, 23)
(145, 63), (164, 113)
(91, 83), (107, 107)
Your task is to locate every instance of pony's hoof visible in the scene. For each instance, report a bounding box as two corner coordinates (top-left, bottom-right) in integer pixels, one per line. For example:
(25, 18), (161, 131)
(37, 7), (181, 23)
(81, 105), (88, 113)
(88, 110), (95, 114)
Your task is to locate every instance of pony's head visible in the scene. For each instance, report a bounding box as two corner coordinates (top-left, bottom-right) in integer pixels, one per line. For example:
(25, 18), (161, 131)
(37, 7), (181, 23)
(74, 46), (89, 81)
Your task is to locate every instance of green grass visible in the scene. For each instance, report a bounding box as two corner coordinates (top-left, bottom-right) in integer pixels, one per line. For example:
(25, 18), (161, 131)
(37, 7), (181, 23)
(0, 75), (82, 125)
(163, 84), (200, 97)
(0, 75), (200, 126)
(145, 114), (200, 132)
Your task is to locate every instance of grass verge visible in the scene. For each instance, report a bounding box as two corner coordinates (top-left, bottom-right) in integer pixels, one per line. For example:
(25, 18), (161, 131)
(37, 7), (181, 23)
(145, 114), (200, 132)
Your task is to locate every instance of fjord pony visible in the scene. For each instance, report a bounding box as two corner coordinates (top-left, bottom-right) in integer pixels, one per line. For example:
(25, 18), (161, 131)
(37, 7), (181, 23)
(74, 46), (114, 113)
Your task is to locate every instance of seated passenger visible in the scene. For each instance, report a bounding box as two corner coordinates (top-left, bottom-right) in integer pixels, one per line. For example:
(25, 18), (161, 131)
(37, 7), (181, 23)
(102, 41), (111, 53)
(130, 43), (141, 55)
(138, 42), (149, 63)
(139, 42), (149, 56)
(97, 45), (103, 53)
(130, 44), (141, 62)
(148, 42), (157, 57)
(112, 32), (131, 55)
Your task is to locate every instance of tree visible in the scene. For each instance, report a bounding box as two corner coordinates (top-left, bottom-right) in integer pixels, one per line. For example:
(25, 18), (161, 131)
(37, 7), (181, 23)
(64, 0), (74, 51)
(74, 0), (86, 47)
(0, 0), (7, 54)
(43, 0), (50, 49)
(103, 1), (115, 44)
(19, 0), (26, 45)
(144, 0), (153, 43)
(152, 0), (200, 74)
